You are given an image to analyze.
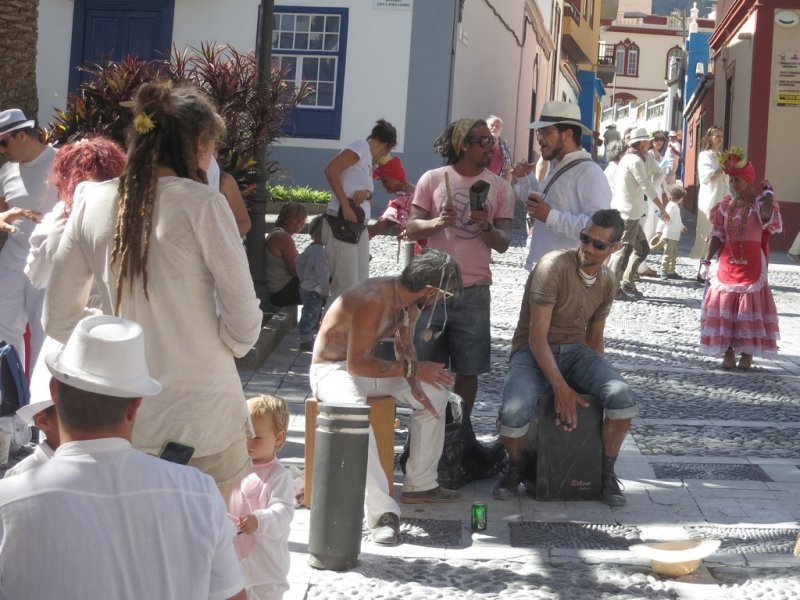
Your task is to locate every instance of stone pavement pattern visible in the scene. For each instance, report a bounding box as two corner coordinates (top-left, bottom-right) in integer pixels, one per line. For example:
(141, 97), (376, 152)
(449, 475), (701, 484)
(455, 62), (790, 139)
(239, 205), (800, 599)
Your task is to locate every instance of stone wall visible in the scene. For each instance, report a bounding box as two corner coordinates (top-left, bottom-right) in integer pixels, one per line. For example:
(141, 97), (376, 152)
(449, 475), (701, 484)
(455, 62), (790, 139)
(0, 0), (40, 122)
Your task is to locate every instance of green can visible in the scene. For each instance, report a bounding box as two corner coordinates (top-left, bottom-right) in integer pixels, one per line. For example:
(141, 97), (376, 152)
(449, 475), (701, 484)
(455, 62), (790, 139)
(471, 502), (487, 531)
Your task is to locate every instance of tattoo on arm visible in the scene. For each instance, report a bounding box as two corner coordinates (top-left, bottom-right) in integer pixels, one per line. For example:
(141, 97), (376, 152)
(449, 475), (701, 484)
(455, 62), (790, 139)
(369, 357), (396, 375)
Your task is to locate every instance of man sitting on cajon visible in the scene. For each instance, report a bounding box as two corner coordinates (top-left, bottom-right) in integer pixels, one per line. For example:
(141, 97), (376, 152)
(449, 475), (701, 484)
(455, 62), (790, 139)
(309, 249), (462, 547)
(494, 209), (639, 506)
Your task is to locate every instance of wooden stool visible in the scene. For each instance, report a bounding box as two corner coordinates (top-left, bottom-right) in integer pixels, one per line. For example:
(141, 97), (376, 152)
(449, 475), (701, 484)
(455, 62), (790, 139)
(523, 393), (603, 501)
(304, 396), (396, 509)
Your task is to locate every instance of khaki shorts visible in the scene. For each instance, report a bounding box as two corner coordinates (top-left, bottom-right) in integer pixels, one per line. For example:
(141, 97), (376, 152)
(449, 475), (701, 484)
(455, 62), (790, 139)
(188, 420), (252, 487)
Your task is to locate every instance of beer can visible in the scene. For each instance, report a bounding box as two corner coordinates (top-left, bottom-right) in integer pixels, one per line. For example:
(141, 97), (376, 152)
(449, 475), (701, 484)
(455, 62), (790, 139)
(471, 502), (487, 531)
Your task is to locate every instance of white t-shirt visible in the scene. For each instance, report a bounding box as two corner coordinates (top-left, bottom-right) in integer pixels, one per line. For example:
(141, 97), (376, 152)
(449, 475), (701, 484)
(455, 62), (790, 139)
(0, 146), (58, 271)
(328, 139), (374, 221)
(656, 200), (684, 241)
(0, 438), (244, 600)
(43, 178), (262, 457)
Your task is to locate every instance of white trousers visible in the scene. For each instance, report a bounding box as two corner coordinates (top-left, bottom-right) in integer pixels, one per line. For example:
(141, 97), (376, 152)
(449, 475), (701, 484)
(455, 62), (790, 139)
(321, 219), (369, 312)
(0, 264), (45, 371)
(247, 583), (288, 600)
(309, 361), (449, 528)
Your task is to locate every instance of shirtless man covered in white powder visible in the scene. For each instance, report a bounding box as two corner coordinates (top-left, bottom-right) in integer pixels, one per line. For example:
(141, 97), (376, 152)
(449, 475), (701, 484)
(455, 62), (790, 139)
(308, 249), (463, 547)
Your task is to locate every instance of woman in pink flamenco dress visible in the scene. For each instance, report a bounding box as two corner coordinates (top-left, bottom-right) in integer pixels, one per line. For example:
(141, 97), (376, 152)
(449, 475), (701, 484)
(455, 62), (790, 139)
(698, 151), (781, 370)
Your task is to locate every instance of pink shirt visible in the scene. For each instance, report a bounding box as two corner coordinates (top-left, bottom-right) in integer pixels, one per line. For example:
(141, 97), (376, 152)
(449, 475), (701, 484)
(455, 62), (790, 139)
(413, 166), (514, 287)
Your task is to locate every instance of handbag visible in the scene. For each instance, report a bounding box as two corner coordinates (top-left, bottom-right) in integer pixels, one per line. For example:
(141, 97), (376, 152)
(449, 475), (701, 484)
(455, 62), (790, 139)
(326, 197), (366, 244)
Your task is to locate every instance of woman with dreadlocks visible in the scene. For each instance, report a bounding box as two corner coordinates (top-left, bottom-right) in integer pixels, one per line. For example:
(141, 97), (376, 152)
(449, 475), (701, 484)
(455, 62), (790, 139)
(43, 81), (262, 489)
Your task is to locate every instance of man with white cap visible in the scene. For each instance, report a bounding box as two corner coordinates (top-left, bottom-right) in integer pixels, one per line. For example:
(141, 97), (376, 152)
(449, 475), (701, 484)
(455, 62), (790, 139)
(0, 315), (246, 600)
(519, 101), (612, 270)
(610, 127), (669, 300)
(0, 109), (58, 371)
(3, 384), (59, 478)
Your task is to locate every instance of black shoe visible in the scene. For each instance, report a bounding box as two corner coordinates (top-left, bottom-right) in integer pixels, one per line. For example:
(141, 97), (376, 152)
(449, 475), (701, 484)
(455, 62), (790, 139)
(299, 341), (314, 352)
(615, 287), (638, 302)
(666, 272), (683, 280)
(600, 474), (626, 506)
(372, 513), (400, 546)
(493, 458), (525, 500)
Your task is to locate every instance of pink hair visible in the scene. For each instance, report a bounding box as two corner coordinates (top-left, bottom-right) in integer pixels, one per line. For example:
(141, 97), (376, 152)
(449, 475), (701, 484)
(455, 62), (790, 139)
(52, 136), (127, 214)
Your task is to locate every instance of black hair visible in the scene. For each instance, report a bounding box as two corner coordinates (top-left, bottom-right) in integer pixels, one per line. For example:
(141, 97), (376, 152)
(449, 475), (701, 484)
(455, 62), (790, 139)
(556, 124), (584, 145)
(588, 208), (624, 243)
(433, 119), (488, 165)
(368, 118), (397, 148)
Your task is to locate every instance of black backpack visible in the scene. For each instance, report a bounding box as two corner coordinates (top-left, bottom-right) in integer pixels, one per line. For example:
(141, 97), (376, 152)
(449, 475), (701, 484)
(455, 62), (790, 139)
(0, 341), (31, 417)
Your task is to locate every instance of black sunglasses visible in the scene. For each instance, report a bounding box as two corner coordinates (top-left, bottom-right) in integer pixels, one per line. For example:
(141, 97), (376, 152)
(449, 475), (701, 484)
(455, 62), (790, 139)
(467, 135), (496, 149)
(0, 132), (17, 148)
(579, 230), (614, 250)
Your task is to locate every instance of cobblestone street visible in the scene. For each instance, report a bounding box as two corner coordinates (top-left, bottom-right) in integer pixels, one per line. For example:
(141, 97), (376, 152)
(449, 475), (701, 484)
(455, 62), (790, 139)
(239, 206), (800, 599)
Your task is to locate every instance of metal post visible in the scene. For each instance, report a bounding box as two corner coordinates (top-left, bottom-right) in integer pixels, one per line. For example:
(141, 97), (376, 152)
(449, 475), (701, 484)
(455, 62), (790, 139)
(245, 0), (275, 307)
(308, 403), (370, 571)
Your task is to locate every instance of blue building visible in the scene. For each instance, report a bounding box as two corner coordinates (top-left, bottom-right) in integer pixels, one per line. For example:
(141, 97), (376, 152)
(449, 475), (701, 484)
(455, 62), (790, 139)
(577, 69), (606, 156)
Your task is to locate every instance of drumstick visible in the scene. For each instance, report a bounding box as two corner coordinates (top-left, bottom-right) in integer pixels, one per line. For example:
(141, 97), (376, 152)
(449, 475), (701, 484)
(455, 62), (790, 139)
(444, 172), (454, 209)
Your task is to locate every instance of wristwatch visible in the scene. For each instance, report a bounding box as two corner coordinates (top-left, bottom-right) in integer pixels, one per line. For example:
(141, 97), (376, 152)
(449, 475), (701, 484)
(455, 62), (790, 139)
(481, 222), (493, 232)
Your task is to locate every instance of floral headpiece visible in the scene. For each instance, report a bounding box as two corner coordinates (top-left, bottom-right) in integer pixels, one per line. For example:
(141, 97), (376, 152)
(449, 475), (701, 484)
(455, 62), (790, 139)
(133, 112), (156, 135)
(718, 146), (746, 170)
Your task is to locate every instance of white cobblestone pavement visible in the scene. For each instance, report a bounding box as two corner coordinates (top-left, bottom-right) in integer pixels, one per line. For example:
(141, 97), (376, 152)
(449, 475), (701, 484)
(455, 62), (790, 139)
(239, 205), (800, 599)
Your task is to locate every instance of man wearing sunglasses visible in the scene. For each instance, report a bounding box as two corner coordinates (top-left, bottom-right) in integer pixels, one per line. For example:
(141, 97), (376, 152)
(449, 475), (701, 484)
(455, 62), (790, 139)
(309, 249), (463, 546)
(0, 109), (58, 372)
(494, 209), (639, 507)
(406, 118), (515, 420)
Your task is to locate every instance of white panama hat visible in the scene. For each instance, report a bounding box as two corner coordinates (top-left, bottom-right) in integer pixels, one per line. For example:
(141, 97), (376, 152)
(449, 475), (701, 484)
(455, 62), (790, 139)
(16, 399), (55, 426)
(46, 315), (162, 398)
(0, 109), (35, 136)
(528, 101), (593, 136)
(628, 127), (652, 144)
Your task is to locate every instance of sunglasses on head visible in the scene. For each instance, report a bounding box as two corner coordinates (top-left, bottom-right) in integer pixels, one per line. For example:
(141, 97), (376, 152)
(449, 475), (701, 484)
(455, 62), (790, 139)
(579, 230), (614, 250)
(0, 132), (18, 148)
(467, 135), (496, 149)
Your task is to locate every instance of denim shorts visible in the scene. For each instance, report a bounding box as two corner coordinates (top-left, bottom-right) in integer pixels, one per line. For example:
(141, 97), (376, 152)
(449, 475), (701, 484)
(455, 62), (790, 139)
(413, 284), (491, 375)
(498, 344), (639, 438)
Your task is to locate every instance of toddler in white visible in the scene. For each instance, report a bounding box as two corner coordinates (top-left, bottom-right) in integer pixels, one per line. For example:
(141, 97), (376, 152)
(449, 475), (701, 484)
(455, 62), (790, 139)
(651, 185), (688, 280)
(230, 395), (295, 600)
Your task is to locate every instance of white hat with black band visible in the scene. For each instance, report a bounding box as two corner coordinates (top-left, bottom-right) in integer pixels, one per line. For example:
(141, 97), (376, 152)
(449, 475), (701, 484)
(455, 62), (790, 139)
(0, 109), (35, 136)
(527, 101), (593, 136)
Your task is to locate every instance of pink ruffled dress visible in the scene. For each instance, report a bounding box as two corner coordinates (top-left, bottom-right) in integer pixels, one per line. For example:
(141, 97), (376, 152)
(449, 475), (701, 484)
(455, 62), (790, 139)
(700, 194), (782, 358)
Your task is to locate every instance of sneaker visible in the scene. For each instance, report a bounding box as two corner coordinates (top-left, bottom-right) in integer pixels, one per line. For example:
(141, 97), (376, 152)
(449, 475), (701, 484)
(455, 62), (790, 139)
(493, 459), (525, 500)
(372, 513), (400, 546)
(600, 474), (626, 506)
(659, 272), (670, 281)
(299, 341), (314, 352)
(665, 272), (683, 280)
(401, 485), (462, 504)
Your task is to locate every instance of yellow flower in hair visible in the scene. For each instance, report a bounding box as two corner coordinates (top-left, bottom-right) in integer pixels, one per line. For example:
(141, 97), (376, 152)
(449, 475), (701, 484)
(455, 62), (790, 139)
(133, 112), (156, 134)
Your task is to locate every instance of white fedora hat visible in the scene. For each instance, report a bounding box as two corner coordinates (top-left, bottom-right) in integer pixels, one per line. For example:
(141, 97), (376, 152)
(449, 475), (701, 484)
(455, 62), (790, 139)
(628, 127), (652, 144)
(0, 109), (35, 136)
(528, 101), (593, 136)
(46, 315), (162, 398)
(16, 399), (55, 426)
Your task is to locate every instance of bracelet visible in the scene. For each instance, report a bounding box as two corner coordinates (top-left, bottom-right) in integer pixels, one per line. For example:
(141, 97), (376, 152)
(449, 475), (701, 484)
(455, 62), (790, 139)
(402, 359), (417, 379)
(481, 222), (493, 233)
(700, 259), (711, 265)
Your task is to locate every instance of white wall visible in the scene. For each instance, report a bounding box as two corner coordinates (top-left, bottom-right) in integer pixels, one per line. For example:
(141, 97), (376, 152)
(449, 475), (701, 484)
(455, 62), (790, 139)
(715, 12), (755, 152)
(36, 0), (74, 124)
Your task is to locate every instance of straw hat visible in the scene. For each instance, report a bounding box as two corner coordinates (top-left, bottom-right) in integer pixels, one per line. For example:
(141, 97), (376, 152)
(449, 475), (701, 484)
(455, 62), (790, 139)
(528, 101), (592, 136)
(46, 315), (162, 398)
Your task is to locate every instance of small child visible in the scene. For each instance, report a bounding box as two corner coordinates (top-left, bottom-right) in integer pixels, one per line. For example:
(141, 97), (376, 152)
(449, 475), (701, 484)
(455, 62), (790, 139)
(230, 395), (295, 600)
(4, 382), (61, 478)
(295, 216), (330, 352)
(650, 184), (688, 280)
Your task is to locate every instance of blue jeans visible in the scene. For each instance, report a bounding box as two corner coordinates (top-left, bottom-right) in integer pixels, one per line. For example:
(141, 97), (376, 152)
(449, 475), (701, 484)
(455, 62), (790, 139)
(498, 344), (639, 438)
(299, 288), (324, 343)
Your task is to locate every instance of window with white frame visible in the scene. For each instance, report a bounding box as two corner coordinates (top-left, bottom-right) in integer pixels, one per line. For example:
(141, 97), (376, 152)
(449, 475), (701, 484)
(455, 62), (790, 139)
(627, 45), (639, 76)
(615, 45), (625, 74)
(269, 7), (348, 139)
(666, 47), (682, 79)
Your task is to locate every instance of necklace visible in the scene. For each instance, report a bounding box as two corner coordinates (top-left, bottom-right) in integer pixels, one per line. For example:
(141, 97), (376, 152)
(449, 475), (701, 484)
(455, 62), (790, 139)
(395, 279), (409, 328)
(726, 197), (752, 264)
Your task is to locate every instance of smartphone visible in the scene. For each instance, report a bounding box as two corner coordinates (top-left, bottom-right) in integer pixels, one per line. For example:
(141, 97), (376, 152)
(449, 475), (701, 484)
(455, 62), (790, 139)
(157, 439), (195, 465)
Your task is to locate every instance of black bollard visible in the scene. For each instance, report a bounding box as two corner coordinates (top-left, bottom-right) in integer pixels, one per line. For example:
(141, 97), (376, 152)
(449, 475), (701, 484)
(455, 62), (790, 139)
(308, 403), (370, 571)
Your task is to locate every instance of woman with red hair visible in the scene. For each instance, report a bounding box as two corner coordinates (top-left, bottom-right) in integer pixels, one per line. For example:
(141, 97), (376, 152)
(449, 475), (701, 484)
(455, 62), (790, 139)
(698, 149), (782, 369)
(23, 136), (127, 420)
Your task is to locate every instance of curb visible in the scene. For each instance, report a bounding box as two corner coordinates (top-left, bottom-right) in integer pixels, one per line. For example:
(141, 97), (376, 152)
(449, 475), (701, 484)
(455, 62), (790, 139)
(235, 306), (297, 370)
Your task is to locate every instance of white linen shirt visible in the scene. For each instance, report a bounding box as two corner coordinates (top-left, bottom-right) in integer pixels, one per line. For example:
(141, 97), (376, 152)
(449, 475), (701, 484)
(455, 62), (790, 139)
(525, 150), (611, 270)
(0, 438), (244, 600)
(2, 441), (54, 478)
(612, 153), (662, 221)
(42, 178), (262, 456)
(656, 200), (685, 241)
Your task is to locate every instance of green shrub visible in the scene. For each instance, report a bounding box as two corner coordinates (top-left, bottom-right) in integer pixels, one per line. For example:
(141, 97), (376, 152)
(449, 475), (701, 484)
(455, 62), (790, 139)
(267, 184), (330, 204)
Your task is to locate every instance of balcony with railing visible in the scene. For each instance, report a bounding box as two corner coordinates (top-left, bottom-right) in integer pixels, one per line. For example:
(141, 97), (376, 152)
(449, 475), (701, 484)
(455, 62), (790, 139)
(597, 42), (616, 85)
